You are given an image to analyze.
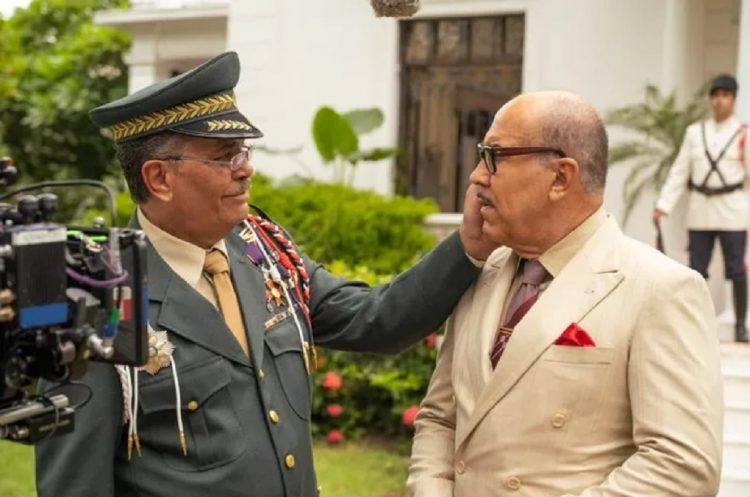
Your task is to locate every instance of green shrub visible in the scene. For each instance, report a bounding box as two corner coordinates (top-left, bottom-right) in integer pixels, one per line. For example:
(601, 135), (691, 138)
(309, 262), (441, 440)
(250, 174), (438, 274)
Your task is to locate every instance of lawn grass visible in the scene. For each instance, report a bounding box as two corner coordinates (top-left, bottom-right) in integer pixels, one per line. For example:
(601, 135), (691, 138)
(0, 439), (409, 497)
(0, 442), (35, 497)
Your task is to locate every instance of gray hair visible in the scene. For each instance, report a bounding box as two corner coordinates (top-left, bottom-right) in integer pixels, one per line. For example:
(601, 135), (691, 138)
(114, 132), (184, 202)
(538, 93), (608, 193)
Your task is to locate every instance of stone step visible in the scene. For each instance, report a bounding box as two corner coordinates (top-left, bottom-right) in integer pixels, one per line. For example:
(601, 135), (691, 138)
(723, 369), (750, 403)
(720, 342), (750, 371)
(717, 467), (750, 497)
(723, 436), (750, 473)
(725, 401), (750, 440)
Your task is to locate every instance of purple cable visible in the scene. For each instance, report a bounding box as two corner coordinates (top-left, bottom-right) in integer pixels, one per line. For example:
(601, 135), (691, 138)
(65, 267), (129, 288)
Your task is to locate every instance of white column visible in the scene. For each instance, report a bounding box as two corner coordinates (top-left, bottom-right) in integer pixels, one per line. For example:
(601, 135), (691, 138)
(736, 0), (750, 121)
(127, 62), (158, 94)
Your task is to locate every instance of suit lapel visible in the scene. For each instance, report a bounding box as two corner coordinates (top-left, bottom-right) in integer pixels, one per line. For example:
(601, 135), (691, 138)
(226, 233), (268, 370)
(459, 249), (518, 399)
(147, 241), (252, 367)
(455, 218), (625, 448)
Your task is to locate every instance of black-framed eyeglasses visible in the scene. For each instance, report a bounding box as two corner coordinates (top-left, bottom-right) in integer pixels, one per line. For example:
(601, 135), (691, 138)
(163, 145), (254, 171)
(477, 143), (566, 174)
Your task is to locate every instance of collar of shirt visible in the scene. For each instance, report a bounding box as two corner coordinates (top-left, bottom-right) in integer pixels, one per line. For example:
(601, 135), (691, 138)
(708, 115), (740, 133)
(536, 207), (607, 278)
(137, 208), (229, 287)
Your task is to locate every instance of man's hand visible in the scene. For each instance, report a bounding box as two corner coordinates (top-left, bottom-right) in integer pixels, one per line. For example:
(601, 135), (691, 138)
(652, 208), (666, 226)
(459, 184), (498, 261)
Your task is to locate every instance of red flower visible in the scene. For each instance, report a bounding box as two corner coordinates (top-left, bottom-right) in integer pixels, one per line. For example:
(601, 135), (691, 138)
(326, 430), (344, 445)
(326, 404), (343, 417)
(424, 333), (438, 349)
(402, 405), (420, 427)
(321, 371), (343, 391)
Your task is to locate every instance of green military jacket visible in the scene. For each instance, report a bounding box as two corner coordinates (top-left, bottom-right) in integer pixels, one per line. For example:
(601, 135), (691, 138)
(35, 225), (478, 497)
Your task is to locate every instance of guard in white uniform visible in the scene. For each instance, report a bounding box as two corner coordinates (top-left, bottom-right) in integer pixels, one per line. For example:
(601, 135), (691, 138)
(654, 74), (750, 342)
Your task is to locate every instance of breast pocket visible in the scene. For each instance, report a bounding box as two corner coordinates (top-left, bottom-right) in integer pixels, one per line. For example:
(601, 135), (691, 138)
(137, 356), (246, 471)
(532, 346), (617, 419)
(265, 319), (312, 420)
(542, 346), (615, 364)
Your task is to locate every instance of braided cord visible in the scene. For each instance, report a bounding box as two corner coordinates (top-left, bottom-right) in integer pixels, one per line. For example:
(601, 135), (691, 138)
(247, 215), (311, 315)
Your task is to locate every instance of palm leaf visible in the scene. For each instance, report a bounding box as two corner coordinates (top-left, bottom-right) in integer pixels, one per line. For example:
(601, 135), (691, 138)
(609, 141), (662, 165)
(607, 84), (708, 226)
(621, 159), (660, 224)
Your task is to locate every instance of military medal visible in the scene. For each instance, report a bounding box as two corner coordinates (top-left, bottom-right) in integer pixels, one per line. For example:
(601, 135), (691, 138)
(243, 216), (316, 377)
(140, 328), (175, 375)
(245, 240), (264, 266)
(265, 278), (285, 307)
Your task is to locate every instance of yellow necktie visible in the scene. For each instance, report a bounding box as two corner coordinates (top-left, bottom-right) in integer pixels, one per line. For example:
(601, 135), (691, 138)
(203, 249), (250, 357)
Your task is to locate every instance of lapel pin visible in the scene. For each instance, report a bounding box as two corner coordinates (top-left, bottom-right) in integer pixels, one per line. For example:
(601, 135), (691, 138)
(140, 326), (175, 375)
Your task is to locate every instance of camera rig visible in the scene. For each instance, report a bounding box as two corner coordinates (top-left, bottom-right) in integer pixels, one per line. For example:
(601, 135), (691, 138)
(0, 157), (148, 443)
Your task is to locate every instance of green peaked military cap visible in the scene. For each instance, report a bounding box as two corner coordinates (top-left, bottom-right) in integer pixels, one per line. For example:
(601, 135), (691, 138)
(90, 51), (263, 143)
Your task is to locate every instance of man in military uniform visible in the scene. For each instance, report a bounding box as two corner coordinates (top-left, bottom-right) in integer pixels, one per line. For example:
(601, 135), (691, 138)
(654, 74), (750, 343)
(35, 52), (495, 497)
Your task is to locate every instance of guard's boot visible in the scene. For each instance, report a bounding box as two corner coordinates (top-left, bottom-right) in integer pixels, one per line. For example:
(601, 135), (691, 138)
(732, 276), (748, 343)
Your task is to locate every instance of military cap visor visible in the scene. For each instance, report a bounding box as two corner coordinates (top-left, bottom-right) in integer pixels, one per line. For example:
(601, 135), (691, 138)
(90, 51), (263, 143)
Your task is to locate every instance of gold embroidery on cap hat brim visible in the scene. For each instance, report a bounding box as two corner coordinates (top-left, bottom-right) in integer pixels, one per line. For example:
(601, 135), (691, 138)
(206, 120), (254, 132)
(110, 92), (237, 141)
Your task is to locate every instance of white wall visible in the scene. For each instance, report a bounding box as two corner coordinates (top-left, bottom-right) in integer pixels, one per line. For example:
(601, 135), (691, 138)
(231, 0), (729, 280)
(228, 0), (399, 194)
(228, 0), (720, 241)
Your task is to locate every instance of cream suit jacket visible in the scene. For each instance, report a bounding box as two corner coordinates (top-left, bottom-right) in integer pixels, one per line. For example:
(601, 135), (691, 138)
(408, 216), (723, 497)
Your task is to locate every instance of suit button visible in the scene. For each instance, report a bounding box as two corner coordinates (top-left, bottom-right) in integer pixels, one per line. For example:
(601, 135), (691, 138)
(187, 400), (199, 411)
(455, 460), (466, 474)
(506, 476), (521, 490)
(551, 412), (567, 428)
(269, 410), (280, 423)
(285, 454), (296, 468)
(258, 369), (265, 379)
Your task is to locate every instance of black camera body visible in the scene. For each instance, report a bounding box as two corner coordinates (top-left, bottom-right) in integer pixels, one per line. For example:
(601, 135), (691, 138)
(0, 159), (148, 443)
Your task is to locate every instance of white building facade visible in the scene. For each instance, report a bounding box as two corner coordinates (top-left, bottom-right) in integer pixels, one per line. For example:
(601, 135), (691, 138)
(97, 0), (743, 234)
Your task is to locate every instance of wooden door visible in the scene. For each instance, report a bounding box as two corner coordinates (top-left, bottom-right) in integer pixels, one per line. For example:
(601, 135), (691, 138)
(397, 15), (524, 211)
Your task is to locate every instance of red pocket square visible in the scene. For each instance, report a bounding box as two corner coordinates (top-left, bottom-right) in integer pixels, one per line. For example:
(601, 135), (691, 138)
(554, 323), (596, 347)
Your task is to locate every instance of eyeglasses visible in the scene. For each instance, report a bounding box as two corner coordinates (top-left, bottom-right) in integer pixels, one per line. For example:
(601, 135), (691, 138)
(164, 145), (254, 171)
(477, 143), (566, 174)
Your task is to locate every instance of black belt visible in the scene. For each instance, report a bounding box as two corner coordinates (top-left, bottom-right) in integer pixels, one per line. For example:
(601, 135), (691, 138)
(688, 181), (744, 196)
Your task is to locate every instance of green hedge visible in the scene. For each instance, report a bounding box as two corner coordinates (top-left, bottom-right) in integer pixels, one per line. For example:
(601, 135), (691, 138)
(309, 263), (441, 441)
(250, 174), (438, 274)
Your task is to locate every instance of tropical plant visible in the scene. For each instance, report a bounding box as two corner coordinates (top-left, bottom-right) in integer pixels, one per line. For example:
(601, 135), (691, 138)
(607, 84), (707, 224)
(0, 0), (131, 183)
(311, 106), (398, 184)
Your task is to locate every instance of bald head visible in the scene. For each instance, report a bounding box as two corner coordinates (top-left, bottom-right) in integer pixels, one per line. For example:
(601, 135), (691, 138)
(495, 91), (609, 194)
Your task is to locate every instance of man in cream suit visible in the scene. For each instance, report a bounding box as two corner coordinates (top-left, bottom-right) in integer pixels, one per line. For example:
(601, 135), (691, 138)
(408, 91), (723, 496)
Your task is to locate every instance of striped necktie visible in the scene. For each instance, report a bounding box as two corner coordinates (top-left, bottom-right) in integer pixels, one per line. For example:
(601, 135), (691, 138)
(490, 259), (548, 368)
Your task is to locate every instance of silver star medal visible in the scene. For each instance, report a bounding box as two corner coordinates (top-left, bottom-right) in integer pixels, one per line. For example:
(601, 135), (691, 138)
(140, 326), (175, 375)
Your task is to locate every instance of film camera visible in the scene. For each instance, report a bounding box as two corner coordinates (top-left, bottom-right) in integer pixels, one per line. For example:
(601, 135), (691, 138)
(0, 156), (148, 444)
